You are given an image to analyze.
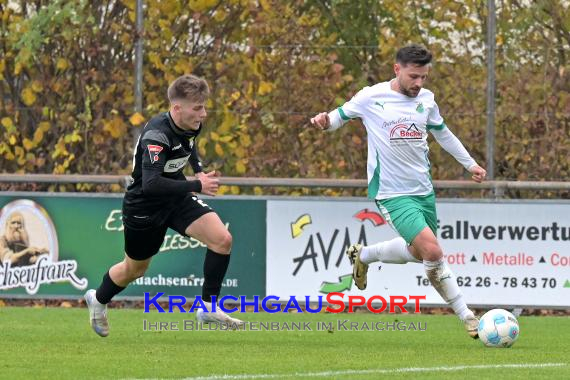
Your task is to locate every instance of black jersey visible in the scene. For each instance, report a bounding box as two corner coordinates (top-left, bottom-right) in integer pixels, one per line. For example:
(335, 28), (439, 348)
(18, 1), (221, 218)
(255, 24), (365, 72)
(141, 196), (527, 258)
(123, 112), (203, 225)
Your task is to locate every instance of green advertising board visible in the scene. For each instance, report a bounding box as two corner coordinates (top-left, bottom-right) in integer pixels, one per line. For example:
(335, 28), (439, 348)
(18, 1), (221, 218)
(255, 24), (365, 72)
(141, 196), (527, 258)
(0, 194), (266, 300)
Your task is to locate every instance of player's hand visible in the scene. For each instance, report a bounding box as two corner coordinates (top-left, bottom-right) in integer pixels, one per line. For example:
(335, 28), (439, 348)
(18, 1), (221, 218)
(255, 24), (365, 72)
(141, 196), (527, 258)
(310, 112), (331, 130)
(469, 165), (487, 183)
(198, 171), (220, 196)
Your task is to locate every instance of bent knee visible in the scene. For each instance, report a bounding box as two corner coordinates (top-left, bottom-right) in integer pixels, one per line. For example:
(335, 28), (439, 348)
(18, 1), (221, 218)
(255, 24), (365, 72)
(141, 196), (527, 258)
(418, 244), (443, 261)
(124, 262), (149, 280)
(211, 231), (232, 254)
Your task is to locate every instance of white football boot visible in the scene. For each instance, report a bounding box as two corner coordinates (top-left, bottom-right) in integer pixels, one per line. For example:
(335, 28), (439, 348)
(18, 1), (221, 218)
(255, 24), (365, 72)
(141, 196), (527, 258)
(84, 289), (109, 337)
(463, 314), (479, 339)
(345, 244), (369, 290)
(196, 301), (245, 329)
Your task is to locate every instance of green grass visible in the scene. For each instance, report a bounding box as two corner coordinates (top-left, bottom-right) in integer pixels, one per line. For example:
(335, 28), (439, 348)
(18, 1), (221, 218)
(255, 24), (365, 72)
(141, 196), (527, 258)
(0, 306), (568, 379)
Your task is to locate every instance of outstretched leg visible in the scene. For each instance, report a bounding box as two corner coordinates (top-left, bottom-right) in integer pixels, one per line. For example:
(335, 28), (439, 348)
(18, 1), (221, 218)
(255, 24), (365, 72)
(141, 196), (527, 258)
(85, 255), (151, 337)
(346, 237), (420, 290)
(411, 227), (478, 339)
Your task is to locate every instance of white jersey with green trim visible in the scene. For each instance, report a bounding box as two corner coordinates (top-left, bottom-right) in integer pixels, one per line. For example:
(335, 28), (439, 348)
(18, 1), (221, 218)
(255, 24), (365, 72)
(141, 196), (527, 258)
(329, 80), (474, 200)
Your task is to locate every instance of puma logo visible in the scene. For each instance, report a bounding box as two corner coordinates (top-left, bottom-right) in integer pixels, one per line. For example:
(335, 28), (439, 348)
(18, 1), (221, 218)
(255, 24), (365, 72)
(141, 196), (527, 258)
(172, 144), (182, 150)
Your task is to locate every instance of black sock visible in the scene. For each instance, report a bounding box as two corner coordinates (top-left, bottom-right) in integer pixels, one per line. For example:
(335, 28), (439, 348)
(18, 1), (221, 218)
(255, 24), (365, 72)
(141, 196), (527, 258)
(202, 249), (231, 303)
(95, 271), (126, 304)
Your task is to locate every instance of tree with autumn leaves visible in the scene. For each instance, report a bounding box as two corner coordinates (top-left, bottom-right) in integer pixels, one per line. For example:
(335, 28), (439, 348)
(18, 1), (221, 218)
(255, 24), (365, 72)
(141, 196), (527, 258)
(0, 0), (568, 195)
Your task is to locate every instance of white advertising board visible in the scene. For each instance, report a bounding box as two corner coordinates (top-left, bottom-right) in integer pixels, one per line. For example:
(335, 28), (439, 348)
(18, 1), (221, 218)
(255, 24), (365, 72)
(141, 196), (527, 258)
(266, 199), (570, 308)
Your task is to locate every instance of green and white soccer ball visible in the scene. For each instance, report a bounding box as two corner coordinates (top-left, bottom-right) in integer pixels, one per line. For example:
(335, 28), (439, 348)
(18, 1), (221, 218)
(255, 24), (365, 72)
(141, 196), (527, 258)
(478, 309), (520, 348)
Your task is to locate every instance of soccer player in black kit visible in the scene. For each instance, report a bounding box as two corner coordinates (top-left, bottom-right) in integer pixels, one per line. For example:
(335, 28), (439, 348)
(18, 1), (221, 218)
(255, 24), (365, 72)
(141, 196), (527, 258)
(85, 74), (243, 337)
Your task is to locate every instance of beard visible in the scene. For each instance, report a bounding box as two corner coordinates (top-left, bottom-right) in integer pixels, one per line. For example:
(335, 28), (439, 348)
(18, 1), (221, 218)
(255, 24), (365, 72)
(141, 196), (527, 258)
(7, 229), (29, 247)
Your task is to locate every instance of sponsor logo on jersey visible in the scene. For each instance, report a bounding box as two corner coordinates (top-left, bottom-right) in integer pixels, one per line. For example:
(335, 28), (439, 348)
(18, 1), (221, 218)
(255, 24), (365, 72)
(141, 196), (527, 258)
(389, 123), (422, 142)
(147, 145), (163, 163)
(381, 116), (412, 129)
(416, 102), (424, 113)
(164, 155), (191, 173)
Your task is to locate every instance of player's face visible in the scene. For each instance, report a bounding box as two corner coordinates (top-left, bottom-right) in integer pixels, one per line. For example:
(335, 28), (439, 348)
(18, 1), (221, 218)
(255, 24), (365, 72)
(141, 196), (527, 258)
(173, 99), (207, 131)
(394, 63), (430, 98)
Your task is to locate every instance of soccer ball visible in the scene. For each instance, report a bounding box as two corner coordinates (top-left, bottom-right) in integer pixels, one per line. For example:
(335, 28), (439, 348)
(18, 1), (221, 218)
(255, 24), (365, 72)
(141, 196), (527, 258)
(478, 309), (520, 348)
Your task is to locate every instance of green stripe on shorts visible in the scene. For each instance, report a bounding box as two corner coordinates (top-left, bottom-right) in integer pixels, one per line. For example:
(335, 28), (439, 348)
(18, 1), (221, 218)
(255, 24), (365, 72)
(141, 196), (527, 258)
(375, 192), (437, 244)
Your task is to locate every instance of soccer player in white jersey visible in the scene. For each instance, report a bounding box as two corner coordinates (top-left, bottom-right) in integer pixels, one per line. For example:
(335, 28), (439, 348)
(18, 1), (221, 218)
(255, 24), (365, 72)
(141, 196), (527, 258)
(310, 44), (486, 339)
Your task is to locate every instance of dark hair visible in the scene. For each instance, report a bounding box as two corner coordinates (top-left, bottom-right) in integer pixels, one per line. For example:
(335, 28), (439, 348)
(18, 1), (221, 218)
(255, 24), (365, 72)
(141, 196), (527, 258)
(396, 44), (432, 66)
(167, 74), (210, 103)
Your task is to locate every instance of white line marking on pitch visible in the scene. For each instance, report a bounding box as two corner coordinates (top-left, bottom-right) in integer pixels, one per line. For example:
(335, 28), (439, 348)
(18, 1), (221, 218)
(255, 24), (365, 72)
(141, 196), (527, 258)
(131, 362), (568, 380)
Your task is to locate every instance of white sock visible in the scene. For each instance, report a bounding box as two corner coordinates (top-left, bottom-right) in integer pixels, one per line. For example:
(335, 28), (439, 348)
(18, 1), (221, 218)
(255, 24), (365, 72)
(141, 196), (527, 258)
(360, 237), (420, 264)
(424, 259), (473, 320)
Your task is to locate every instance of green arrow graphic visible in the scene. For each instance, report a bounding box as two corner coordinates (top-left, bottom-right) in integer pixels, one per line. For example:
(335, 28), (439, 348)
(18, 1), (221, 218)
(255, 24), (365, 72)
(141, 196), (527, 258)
(564, 280), (570, 288)
(319, 274), (353, 294)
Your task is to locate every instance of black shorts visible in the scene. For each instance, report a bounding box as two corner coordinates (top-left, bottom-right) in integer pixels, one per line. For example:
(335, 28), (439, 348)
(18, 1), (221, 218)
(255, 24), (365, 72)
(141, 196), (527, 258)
(122, 193), (214, 260)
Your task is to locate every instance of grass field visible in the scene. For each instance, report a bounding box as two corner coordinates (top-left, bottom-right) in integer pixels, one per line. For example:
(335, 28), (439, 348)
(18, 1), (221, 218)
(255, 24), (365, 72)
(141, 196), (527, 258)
(1, 306), (569, 379)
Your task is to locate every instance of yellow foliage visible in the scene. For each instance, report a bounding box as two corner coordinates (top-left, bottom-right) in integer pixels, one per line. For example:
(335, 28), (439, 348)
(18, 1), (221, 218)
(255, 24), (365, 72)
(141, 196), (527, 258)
(214, 143), (224, 156)
(33, 128), (44, 144)
(188, 0), (217, 12)
(52, 138), (69, 159)
(71, 131), (82, 142)
(1, 117), (13, 129)
(496, 35), (503, 46)
(122, 0), (136, 10)
(93, 133), (104, 145)
(230, 91), (241, 101)
(259, 0), (271, 10)
(0, 59), (4, 80)
(234, 146), (245, 158)
(253, 186), (263, 195)
(21, 87), (37, 106)
(103, 117), (127, 139)
(9, 135), (17, 145)
(236, 159), (246, 174)
(5, 150), (15, 160)
(174, 59), (192, 74)
(23, 138), (34, 150)
(218, 111), (236, 133)
(39, 121), (51, 132)
(198, 137), (208, 151)
(258, 81), (274, 95)
(14, 146), (24, 159)
(31, 80), (43, 92)
(129, 112), (145, 126)
(148, 52), (164, 69)
(56, 57), (69, 71)
(239, 133), (251, 147)
(213, 9), (227, 22)
(14, 61), (22, 75)
(230, 185), (240, 195)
